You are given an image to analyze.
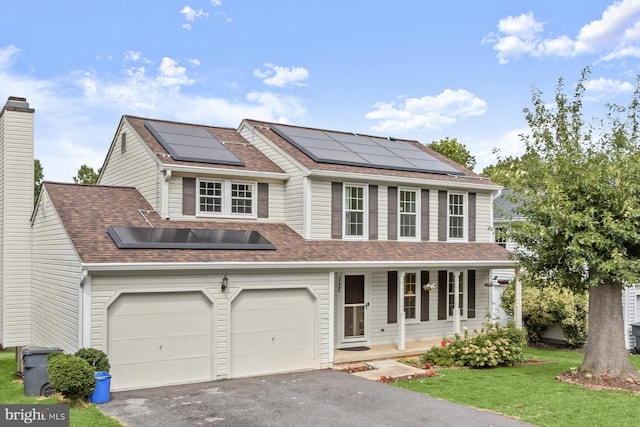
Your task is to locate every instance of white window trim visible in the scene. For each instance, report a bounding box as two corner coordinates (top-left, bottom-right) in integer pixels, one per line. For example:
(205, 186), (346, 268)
(342, 183), (368, 240)
(196, 178), (257, 218)
(402, 271), (420, 324)
(447, 270), (467, 321)
(398, 187), (420, 241)
(447, 191), (468, 242)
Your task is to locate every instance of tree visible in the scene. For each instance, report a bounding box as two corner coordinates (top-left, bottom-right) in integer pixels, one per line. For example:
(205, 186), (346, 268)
(481, 152), (533, 187)
(428, 137), (476, 170)
(73, 164), (99, 185)
(505, 68), (640, 379)
(34, 159), (43, 204)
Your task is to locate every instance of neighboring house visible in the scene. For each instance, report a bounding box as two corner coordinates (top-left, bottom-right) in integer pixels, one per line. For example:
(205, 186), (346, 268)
(0, 97), (515, 391)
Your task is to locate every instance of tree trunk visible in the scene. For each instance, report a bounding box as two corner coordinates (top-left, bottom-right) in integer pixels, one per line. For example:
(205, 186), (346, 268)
(581, 283), (639, 378)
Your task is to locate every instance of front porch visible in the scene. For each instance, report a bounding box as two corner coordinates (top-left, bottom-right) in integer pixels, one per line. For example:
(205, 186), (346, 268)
(333, 338), (441, 365)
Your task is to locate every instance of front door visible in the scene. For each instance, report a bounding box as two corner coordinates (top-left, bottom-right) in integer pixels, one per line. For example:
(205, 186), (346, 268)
(341, 274), (368, 344)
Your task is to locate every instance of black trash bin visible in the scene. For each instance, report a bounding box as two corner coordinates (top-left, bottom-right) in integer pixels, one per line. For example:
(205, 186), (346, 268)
(22, 347), (62, 396)
(631, 323), (640, 353)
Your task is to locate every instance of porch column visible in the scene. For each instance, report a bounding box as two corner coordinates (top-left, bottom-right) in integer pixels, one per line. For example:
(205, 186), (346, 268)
(397, 272), (405, 351)
(514, 266), (522, 329)
(453, 271), (461, 335)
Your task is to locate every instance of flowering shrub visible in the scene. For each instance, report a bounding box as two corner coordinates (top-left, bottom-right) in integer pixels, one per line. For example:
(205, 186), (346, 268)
(420, 321), (525, 369)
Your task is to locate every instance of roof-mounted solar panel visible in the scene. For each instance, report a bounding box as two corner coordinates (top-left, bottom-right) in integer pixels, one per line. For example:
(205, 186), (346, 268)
(107, 226), (275, 250)
(144, 120), (244, 166)
(271, 125), (463, 175)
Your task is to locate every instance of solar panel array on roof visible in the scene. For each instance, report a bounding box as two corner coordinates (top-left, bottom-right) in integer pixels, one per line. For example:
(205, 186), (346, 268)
(107, 226), (275, 250)
(144, 120), (244, 166)
(270, 124), (463, 175)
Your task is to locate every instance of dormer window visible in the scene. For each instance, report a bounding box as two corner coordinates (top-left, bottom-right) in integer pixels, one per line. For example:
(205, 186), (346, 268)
(197, 179), (256, 217)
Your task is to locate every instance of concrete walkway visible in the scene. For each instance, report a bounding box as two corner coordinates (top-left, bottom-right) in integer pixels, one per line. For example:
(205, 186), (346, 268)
(334, 358), (428, 381)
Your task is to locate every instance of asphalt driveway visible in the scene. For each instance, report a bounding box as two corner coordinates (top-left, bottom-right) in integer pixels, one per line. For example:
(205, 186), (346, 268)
(98, 369), (534, 427)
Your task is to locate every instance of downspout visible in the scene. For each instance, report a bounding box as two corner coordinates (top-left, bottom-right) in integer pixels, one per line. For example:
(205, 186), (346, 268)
(162, 169), (172, 219)
(79, 270), (91, 348)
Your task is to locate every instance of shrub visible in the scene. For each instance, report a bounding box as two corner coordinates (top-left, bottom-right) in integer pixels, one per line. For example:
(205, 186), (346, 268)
(74, 348), (110, 372)
(420, 321), (525, 369)
(501, 280), (588, 347)
(47, 354), (95, 403)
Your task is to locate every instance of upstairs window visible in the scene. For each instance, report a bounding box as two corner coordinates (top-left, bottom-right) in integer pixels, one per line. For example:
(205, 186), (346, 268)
(198, 179), (255, 217)
(448, 193), (466, 240)
(399, 189), (418, 239)
(344, 184), (367, 238)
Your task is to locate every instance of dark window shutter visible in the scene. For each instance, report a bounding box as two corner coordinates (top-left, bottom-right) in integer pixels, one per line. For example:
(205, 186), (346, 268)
(388, 187), (398, 240)
(387, 271), (398, 324)
(421, 189), (429, 241)
(369, 185), (378, 240)
(182, 177), (196, 216)
(437, 270), (448, 320)
(438, 191), (447, 241)
(331, 182), (342, 239)
(467, 269), (476, 318)
(258, 183), (269, 218)
(420, 271), (430, 321)
(468, 192), (476, 242)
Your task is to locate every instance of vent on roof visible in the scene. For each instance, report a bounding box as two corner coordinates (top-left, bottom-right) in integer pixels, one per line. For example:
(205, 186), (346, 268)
(271, 124), (463, 175)
(144, 120), (244, 166)
(107, 226), (275, 250)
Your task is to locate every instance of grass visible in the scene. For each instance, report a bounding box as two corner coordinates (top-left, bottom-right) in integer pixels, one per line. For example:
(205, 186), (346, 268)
(394, 347), (640, 427)
(0, 349), (123, 427)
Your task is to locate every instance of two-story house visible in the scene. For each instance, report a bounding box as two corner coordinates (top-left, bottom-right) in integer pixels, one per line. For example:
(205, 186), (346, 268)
(0, 97), (515, 391)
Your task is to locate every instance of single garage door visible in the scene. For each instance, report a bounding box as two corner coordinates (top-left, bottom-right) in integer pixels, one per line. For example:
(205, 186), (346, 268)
(231, 288), (315, 377)
(107, 292), (212, 390)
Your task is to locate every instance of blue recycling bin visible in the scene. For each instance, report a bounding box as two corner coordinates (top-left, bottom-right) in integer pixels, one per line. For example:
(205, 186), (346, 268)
(89, 371), (111, 404)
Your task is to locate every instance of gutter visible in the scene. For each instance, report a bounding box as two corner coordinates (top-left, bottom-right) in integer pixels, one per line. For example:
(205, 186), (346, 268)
(162, 164), (290, 182)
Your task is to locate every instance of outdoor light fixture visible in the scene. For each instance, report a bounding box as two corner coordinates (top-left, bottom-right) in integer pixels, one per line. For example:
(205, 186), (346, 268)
(220, 275), (229, 292)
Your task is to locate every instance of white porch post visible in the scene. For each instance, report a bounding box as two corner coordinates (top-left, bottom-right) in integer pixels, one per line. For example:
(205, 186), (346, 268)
(453, 271), (461, 335)
(397, 272), (405, 351)
(514, 266), (522, 329)
(328, 272), (335, 363)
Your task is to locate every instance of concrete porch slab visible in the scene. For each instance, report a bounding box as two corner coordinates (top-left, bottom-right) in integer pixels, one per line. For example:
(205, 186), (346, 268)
(333, 338), (440, 364)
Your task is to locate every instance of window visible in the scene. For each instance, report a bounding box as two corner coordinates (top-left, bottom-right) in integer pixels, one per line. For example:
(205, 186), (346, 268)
(344, 184), (367, 238)
(495, 226), (507, 248)
(447, 271), (465, 318)
(404, 272), (419, 321)
(448, 193), (465, 240)
(197, 179), (255, 217)
(399, 189), (418, 239)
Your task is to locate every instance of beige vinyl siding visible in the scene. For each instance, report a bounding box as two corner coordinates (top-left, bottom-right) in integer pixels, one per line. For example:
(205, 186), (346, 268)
(98, 120), (161, 210)
(474, 192), (492, 242)
(31, 191), (83, 352)
(378, 185), (388, 240)
(0, 109), (34, 346)
(429, 190), (439, 242)
(90, 270), (330, 380)
(310, 180), (331, 239)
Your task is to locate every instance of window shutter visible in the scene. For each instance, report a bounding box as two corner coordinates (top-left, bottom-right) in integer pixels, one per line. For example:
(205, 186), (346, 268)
(182, 177), (196, 216)
(467, 269), (476, 318)
(388, 187), (398, 240)
(420, 271), (430, 321)
(437, 270), (448, 320)
(369, 185), (378, 240)
(258, 183), (269, 218)
(438, 191), (447, 241)
(468, 192), (476, 242)
(387, 271), (398, 324)
(421, 189), (429, 241)
(331, 182), (342, 239)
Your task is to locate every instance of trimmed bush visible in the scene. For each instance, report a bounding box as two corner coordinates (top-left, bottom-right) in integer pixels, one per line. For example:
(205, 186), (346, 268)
(74, 348), (110, 372)
(420, 321), (525, 368)
(47, 354), (95, 403)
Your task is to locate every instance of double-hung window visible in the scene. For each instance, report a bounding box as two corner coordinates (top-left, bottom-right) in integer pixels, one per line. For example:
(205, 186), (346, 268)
(344, 184), (367, 238)
(448, 192), (466, 240)
(399, 189), (418, 240)
(403, 272), (419, 321)
(197, 179), (256, 217)
(447, 271), (465, 318)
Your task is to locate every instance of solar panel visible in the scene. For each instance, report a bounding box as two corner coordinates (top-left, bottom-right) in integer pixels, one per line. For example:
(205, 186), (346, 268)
(107, 226), (275, 250)
(144, 121), (244, 166)
(271, 125), (463, 175)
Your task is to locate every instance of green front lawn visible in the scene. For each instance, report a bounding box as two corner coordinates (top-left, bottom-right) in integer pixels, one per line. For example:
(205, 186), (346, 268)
(0, 350), (123, 427)
(395, 347), (640, 427)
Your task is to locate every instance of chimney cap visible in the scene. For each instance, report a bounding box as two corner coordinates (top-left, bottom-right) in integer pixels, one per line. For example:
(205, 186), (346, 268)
(3, 96), (34, 113)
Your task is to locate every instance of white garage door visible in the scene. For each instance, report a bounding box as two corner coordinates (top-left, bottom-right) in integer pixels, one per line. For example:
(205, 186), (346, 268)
(107, 292), (212, 390)
(231, 288), (315, 377)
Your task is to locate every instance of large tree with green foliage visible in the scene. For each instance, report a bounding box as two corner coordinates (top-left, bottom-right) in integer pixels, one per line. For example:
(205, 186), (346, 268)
(34, 159), (43, 204)
(428, 137), (476, 170)
(73, 164), (99, 185)
(505, 69), (640, 379)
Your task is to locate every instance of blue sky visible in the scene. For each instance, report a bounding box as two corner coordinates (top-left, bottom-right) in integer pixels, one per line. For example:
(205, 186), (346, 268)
(1, 1), (639, 182)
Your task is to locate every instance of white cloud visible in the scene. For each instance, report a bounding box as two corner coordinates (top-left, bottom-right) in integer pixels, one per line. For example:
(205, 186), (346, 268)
(180, 6), (209, 30)
(365, 89), (487, 133)
(0, 45), (20, 69)
(254, 63), (309, 88)
(485, 0), (640, 63)
(471, 128), (527, 173)
(584, 76), (634, 99)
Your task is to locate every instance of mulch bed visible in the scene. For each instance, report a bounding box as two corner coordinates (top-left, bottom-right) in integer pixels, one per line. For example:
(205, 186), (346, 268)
(557, 371), (640, 394)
